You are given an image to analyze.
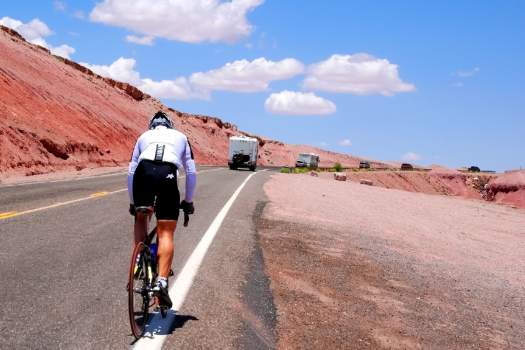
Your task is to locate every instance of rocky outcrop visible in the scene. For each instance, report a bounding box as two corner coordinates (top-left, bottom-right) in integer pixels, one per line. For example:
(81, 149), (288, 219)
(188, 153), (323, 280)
(485, 171), (525, 208)
(488, 171), (525, 192)
(334, 172), (347, 181)
(103, 78), (149, 101)
(40, 138), (70, 160)
(0, 25), (24, 41)
(360, 179), (374, 186)
(61, 57), (96, 76)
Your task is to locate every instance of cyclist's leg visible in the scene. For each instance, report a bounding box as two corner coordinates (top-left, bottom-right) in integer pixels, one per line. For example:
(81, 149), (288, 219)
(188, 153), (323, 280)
(134, 211), (149, 245)
(157, 220), (177, 278)
(155, 162), (181, 279)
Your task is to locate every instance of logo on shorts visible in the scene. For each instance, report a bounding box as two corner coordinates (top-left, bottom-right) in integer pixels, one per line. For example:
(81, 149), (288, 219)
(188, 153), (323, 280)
(166, 173), (175, 179)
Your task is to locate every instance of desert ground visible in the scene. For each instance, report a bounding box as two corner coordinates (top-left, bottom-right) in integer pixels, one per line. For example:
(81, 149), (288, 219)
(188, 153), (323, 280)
(259, 173), (525, 349)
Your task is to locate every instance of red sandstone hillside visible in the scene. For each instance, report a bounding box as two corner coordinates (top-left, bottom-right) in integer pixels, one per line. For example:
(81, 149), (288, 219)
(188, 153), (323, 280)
(0, 25), (377, 179)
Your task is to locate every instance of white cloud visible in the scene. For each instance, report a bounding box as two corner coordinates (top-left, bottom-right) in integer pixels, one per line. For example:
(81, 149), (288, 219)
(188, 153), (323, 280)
(78, 56), (303, 101)
(452, 67), (480, 87)
(402, 152), (421, 162)
(303, 53), (415, 96)
(319, 141), (329, 147)
(456, 67), (480, 78)
(73, 10), (85, 19)
(54, 1), (66, 12)
(81, 57), (142, 85)
(0, 17), (52, 41)
(190, 57), (304, 92)
(0, 16), (75, 58)
(339, 139), (352, 147)
(90, 0), (264, 44)
(80, 57), (203, 100)
(140, 78), (207, 100)
(52, 2), (86, 20)
(125, 34), (155, 46)
(51, 44), (76, 58)
(264, 90), (336, 116)
(82, 56), (303, 100)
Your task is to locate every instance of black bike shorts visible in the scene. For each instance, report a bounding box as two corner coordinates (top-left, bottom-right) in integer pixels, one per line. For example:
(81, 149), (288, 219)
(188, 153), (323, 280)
(133, 159), (180, 220)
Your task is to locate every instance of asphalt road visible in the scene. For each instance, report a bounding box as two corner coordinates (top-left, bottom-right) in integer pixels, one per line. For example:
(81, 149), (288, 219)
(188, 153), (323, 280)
(0, 167), (276, 349)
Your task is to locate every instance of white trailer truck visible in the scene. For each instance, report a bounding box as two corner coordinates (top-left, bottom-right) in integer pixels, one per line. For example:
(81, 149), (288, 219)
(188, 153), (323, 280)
(228, 136), (258, 171)
(295, 153), (320, 168)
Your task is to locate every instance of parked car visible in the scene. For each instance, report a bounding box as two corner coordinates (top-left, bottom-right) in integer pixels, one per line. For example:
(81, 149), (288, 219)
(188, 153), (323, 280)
(468, 166), (481, 172)
(295, 153), (320, 168)
(359, 161), (370, 169)
(400, 163), (414, 170)
(228, 136), (258, 171)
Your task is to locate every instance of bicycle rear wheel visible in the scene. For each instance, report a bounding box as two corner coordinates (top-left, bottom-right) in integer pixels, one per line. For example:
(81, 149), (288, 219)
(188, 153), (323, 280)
(128, 242), (152, 338)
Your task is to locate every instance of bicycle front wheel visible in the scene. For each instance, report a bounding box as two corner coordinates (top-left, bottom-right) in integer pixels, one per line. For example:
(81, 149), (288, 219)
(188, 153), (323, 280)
(128, 242), (152, 339)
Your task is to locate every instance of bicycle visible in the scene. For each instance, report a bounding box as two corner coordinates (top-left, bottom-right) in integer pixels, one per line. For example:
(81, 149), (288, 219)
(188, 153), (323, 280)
(127, 206), (190, 339)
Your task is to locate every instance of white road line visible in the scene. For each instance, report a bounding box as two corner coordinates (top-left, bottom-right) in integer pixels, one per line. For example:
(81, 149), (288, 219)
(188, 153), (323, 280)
(0, 168), (226, 220)
(132, 171), (260, 350)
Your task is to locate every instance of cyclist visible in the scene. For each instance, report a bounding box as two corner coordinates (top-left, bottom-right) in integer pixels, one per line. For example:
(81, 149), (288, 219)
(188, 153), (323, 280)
(127, 110), (196, 309)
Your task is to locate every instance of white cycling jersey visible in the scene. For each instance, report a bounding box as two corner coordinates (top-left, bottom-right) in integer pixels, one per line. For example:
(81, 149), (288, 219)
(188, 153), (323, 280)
(127, 125), (196, 203)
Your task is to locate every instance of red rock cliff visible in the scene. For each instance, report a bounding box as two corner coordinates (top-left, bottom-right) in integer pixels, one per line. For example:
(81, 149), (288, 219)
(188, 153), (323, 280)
(0, 25), (376, 178)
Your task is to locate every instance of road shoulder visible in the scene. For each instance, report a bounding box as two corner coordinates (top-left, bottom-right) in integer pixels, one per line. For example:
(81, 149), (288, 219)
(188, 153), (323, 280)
(162, 170), (277, 349)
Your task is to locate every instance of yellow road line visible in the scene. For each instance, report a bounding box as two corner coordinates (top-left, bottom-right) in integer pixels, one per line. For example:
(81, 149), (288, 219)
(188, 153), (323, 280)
(90, 191), (109, 198)
(0, 212), (18, 219)
(0, 189), (127, 221)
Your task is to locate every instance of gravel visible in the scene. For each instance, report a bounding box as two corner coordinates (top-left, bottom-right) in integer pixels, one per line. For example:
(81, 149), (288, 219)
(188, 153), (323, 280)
(258, 173), (525, 349)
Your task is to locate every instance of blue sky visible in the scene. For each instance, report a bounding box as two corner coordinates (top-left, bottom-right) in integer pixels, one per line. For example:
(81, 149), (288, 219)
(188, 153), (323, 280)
(1, 1), (524, 171)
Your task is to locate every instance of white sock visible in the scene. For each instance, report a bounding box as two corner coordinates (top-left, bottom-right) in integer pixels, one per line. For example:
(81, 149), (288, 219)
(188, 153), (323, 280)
(158, 277), (168, 288)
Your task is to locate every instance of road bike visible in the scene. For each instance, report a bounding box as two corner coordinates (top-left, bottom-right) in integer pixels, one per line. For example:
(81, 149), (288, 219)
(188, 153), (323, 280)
(127, 207), (189, 339)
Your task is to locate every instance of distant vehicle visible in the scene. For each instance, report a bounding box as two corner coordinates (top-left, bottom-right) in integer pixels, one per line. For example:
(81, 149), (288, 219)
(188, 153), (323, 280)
(359, 161), (370, 169)
(468, 166), (481, 172)
(400, 163), (414, 170)
(296, 153), (320, 168)
(228, 136), (258, 171)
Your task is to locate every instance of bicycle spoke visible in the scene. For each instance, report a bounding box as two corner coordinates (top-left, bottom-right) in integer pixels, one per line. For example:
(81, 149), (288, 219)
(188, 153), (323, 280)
(129, 242), (153, 339)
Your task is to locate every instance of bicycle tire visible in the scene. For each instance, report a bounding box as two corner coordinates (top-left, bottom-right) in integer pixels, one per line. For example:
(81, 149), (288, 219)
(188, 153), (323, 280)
(128, 242), (151, 339)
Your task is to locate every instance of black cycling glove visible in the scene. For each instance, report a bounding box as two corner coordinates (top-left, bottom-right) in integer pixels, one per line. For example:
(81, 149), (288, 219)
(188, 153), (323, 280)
(129, 203), (136, 216)
(180, 200), (195, 214)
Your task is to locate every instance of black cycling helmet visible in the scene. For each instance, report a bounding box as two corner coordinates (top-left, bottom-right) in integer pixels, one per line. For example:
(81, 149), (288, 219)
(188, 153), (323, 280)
(149, 111), (173, 129)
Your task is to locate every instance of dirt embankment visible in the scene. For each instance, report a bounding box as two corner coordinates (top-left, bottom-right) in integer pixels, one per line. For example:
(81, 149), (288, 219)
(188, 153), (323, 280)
(486, 170), (525, 209)
(0, 25), (381, 180)
(259, 173), (525, 349)
(320, 169), (493, 199)
(320, 167), (525, 209)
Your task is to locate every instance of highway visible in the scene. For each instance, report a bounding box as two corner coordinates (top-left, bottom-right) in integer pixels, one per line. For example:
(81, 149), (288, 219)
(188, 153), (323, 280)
(0, 167), (276, 349)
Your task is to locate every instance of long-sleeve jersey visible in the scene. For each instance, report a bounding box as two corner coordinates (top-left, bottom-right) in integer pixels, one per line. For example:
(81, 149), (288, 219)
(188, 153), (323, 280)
(127, 126), (196, 203)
